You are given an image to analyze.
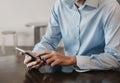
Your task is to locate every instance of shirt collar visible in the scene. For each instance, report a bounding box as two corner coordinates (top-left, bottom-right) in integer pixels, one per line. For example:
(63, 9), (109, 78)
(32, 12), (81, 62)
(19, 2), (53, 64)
(85, 0), (99, 8)
(63, 0), (99, 9)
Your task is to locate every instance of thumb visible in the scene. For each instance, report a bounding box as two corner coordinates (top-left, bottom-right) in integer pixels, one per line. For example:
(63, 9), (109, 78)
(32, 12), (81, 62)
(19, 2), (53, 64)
(36, 51), (51, 61)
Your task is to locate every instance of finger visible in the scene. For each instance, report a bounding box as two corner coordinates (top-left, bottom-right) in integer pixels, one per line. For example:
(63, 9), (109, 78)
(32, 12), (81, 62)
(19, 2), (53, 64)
(36, 51), (51, 57)
(36, 58), (44, 64)
(46, 57), (55, 65)
(29, 59), (44, 69)
(44, 54), (53, 60)
(26, 61), (37, 68)
(32, 63), (43, 69)
(51, 60), (59, 67)
(24, 55), (32, 65)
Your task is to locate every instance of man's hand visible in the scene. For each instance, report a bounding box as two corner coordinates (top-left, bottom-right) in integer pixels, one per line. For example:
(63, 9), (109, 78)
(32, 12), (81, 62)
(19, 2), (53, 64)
(20, 51), (44, 69)
(36, 51), (76, 67)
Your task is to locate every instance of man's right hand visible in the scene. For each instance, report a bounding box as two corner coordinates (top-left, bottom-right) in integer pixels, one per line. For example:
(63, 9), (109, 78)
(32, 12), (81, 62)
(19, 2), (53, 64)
(20, 51), (44, 69)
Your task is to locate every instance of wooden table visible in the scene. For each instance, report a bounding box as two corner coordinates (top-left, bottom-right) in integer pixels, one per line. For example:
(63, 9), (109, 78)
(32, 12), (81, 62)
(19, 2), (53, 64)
(26, 22), (47, 45)
(0, 55), (120, 83)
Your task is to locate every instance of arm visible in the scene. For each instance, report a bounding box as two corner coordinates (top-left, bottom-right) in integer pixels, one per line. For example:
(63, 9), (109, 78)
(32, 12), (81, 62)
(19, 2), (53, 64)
(33, 2), (62, 54)
(23, 1), (62, 69)
(75, 3), (120, 72)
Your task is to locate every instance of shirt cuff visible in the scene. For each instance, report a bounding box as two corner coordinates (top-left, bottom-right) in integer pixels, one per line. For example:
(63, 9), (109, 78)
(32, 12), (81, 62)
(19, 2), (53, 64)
(75, 55), (103, 71)
(73, 56), (91, 72)
(76, 56), (91, 69)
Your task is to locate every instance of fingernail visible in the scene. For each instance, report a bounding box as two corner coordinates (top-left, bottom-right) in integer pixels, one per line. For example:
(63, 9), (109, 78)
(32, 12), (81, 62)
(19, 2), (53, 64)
(40, 56), (45, 60)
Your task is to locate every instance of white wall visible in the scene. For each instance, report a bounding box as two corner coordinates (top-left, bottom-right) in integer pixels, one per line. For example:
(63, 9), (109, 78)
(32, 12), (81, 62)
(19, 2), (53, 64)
(0, 0), (55, 46)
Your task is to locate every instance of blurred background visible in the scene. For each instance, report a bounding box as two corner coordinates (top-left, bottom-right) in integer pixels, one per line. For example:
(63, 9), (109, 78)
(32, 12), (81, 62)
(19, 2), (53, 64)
(0, 0), (57, 55)
(0, 0), (55, 47)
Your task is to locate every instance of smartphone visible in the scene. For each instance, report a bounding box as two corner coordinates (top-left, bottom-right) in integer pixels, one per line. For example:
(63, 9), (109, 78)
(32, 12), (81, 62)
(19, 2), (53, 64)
(16, 47), (37, 61)
(16, 47), (45, 62)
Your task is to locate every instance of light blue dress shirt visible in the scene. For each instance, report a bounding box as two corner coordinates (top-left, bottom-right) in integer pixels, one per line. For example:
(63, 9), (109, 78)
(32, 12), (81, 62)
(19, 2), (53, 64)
(33, 0), (120, 72)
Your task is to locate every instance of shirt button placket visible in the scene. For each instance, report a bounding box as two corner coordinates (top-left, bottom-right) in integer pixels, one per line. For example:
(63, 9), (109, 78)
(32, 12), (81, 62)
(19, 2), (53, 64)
(76, 10), (82, 55)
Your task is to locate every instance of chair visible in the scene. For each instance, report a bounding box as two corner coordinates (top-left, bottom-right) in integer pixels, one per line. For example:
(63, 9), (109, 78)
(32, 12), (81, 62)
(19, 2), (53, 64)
(1, 31), (17, 54)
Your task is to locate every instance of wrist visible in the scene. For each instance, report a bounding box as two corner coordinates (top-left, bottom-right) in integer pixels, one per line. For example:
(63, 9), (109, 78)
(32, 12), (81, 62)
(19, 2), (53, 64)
(69, 56), (76, 66)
